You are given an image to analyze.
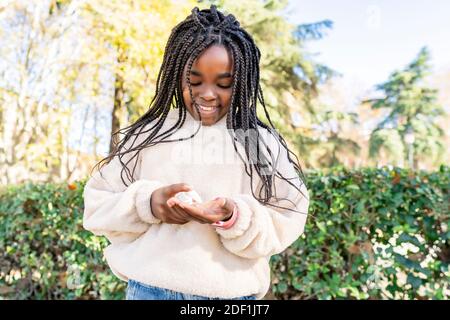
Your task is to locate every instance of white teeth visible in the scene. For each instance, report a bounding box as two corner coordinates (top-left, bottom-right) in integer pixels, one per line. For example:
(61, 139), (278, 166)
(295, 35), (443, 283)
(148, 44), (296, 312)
(199, 105), (216, 111)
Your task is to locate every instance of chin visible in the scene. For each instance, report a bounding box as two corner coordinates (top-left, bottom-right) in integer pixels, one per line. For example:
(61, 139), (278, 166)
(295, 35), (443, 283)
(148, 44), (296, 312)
(201, 118), (217, 126)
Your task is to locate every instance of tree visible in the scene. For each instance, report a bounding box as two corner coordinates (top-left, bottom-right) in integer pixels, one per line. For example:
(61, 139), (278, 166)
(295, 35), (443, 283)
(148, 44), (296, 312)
(313, 110), (360, 167)
(78, 0), (197, 154)
(365, 47), (446, 169)
(0, 0), (336, 184)
(0, 0), (85, 184)
(428, 68), (450, 168)
(291, 77), (365, 169)
(204, 0), (335, 166)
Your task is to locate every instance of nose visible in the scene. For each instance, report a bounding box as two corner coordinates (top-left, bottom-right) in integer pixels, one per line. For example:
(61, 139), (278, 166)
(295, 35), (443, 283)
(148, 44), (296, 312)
(199, 85), (217, 102)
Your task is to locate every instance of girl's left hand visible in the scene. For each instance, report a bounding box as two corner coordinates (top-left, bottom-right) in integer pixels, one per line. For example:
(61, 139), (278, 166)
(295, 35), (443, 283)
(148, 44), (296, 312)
(167, 196), (235, 224)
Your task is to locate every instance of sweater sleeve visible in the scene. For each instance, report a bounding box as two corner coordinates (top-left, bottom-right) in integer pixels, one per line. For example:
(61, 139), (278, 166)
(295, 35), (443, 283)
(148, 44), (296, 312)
(83, 139), (165, 245)
(214, 136), (310, 260)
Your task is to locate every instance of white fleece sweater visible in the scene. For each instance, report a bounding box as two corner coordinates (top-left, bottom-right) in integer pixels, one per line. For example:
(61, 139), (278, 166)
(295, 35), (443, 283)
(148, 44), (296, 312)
(82, 108), (309, 300)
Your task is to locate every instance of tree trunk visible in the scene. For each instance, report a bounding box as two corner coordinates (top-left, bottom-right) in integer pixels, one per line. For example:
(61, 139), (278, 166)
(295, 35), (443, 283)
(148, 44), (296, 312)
(109, 54), (126, 155)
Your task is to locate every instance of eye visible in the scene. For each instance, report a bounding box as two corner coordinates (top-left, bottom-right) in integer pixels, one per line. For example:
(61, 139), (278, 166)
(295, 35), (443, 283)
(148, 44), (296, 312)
(190, 82), (201, 86)
(218, 84), (232, 89)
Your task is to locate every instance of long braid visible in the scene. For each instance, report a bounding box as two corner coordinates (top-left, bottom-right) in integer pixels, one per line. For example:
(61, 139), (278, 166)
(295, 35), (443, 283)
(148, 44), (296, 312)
(92, 5), (307, 215)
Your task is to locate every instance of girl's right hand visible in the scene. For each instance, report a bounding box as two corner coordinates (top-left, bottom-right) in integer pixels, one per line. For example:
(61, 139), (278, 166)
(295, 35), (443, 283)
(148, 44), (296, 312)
(150, 183), (203, 225)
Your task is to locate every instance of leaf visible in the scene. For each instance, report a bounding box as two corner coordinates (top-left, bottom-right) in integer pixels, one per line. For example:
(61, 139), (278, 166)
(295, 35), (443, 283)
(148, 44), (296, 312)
(347, 286), (361, 298)
(277, 282), (288, 293)
(396, 233), (422, 247)
(406, 274), (423, 289)
(316, 221), (326, 233)
(392, 192), (403, 206)
(355, 200), (365, 213)
(347, 184), (360, 191)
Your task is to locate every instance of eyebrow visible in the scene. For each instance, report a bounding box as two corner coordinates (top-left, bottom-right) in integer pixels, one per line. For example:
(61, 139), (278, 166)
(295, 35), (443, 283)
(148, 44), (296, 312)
(191, 69), (232, 79)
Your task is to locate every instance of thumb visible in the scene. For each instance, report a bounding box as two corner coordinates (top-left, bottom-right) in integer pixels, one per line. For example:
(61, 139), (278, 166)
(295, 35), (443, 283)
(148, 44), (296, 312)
(213, 197), (227, 207)
(166, 183), (193, 196)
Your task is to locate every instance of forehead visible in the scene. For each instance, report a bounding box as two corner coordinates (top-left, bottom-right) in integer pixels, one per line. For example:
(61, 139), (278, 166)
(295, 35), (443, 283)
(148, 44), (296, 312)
(190, 45), (233, 73)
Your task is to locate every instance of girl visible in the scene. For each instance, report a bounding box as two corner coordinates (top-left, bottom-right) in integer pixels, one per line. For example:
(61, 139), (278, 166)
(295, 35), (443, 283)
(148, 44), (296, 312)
(83, 5), (309, 300)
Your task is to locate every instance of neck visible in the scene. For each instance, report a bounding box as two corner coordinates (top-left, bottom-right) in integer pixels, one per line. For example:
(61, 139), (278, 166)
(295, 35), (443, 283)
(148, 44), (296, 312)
(167, 107), (228, 129)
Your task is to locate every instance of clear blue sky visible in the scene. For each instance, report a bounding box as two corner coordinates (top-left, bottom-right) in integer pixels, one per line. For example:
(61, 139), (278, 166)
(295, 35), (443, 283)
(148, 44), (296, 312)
(286, 0), (450, 88)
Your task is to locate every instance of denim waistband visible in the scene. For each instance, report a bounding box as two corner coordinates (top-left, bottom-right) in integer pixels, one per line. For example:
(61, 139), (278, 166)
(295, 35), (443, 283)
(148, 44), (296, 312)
(126, 279), (257, 300)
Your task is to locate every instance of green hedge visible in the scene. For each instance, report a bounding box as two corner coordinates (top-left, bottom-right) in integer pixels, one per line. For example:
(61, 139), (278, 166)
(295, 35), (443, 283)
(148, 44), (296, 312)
(0, 166), (448, 300)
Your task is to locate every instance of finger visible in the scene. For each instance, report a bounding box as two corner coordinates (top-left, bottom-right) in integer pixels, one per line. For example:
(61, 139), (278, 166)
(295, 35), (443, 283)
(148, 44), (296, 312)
(163, 201), (188, 224)
(212, 197), (235, 216)
(166, 197), (177, 207)
(166, 211), (187, 224)
(169, 197), (226, 223)
(195, 198), (229, 217)
(202, 197), (225, 209)
(167, 204), (191, 224)
(167, 197), (206, 224)
(164, 206), (184, 223)
(212, 197), (227, 207)
(178, 202), (222, 224)
(165, 183), (193, 197)
(172, 204), (205, 224)
(167, 197), (191, 208)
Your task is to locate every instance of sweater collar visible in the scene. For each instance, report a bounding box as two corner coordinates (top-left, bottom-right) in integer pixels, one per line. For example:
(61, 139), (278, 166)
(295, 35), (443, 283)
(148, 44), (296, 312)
(166, 107), (228, 130)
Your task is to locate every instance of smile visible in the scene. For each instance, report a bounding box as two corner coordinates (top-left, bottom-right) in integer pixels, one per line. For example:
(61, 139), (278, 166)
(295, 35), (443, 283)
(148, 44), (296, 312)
(198, 104), (219, 113)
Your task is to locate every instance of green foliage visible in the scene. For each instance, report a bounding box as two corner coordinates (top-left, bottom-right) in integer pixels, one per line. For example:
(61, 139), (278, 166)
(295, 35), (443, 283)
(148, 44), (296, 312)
(366, 47), (446, 167)
(270, 165), (449, 299)
(313, 110), (361, 167)
(72, 0), (336, 155)
(369, 129), (405, 163)
(0, 181), (125, 299)
(1, 167), (448, 300)
(206, 0), (335, 147)
(80, 0), (198, 135)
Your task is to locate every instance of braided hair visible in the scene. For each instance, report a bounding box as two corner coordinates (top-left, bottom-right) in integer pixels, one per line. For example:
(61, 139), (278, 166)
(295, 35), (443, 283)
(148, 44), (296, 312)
(92, 5), (307, 215)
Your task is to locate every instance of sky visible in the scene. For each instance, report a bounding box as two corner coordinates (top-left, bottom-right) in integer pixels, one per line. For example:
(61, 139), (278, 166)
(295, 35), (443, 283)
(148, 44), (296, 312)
(285, 0), (450, 90)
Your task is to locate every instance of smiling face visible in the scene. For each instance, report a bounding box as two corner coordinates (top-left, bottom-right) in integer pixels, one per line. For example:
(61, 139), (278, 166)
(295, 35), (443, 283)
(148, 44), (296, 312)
(181, 44), (234, 126)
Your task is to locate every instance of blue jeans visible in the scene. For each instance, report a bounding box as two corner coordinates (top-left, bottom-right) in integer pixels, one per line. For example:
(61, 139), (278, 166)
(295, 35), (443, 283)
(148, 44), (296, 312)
(126, 279), (257, 300)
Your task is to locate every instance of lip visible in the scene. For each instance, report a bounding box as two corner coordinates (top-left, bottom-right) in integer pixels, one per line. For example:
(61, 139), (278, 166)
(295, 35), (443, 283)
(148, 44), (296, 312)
(197, 103), (219, 108)
(195, 103), (220, 115)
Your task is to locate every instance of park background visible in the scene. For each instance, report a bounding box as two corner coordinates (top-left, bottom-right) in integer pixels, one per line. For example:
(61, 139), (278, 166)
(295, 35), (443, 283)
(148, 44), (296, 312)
(0, 0), (448, 299)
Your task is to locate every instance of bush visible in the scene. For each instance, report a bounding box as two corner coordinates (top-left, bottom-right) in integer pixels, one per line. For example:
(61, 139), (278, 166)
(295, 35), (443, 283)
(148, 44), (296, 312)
(0, 181), (124, 299)
(271, 165), (449, 299)
(0, 166), (448, 299)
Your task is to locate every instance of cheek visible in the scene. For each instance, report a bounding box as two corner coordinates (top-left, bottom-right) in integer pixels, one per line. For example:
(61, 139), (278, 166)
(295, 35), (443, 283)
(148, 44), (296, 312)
(220, 91), (232, 107)
(182, 87), (192, 105)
